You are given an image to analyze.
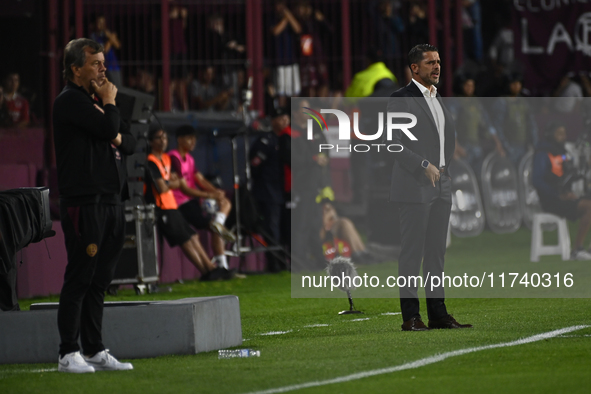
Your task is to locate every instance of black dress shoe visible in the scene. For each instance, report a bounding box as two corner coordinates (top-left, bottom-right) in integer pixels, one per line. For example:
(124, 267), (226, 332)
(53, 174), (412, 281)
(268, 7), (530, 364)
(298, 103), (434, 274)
(428, 314), (473, 329)
(401, 316), (431, 331)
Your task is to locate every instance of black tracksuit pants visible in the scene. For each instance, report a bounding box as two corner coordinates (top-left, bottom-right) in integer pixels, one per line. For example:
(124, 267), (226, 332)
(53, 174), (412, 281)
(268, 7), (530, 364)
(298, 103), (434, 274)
(57, 203), (124, 357)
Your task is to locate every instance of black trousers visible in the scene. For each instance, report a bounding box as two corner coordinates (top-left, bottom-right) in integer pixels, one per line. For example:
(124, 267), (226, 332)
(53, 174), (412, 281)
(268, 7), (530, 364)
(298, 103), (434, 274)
(257, 200), (284, 271)
(57, 203), (124, 357)
(398, 198), (451, 322)
(291, 190), (323, 270)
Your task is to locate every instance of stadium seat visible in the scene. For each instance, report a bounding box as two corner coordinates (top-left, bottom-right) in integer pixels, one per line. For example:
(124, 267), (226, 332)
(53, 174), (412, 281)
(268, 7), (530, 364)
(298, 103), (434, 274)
(530, 213), (571, 262)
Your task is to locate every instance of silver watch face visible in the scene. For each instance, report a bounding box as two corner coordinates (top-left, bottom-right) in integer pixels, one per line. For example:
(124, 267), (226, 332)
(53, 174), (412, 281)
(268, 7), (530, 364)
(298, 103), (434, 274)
(422, 160), (428, 168)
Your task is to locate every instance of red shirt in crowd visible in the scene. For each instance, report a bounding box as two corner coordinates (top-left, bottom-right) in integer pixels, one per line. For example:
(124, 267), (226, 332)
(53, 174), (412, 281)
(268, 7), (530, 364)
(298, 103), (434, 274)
(4, 93), (30, 125)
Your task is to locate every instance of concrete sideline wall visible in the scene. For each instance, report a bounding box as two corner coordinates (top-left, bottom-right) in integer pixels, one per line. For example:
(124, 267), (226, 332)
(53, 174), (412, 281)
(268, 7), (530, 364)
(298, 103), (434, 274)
(0, 296), (242, 364)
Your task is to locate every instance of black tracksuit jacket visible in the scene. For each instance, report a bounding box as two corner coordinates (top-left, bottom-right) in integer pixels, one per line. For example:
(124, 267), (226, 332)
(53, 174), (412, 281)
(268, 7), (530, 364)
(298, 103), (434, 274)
(53, 81), (136, 204)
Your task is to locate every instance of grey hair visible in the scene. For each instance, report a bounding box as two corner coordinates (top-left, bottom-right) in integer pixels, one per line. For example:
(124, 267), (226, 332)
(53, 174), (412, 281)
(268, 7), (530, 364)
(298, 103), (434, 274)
(63, 38), (104, 80)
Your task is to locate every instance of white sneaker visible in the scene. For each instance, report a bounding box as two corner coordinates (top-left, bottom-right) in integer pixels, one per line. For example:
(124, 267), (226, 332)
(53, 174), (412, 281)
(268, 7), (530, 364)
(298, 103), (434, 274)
(83, 350), (133, 371)
(571, 249), (591, 260)
(58, 351), (95, 373)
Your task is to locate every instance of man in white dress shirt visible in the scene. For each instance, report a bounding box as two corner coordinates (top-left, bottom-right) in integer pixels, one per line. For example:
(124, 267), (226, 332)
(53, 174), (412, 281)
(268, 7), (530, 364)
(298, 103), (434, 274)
(388, 44), (472, 331)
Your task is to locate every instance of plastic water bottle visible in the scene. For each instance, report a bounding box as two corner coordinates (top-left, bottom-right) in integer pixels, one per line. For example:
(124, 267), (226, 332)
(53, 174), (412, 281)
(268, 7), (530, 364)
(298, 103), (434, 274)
(218, 349), (260, 359)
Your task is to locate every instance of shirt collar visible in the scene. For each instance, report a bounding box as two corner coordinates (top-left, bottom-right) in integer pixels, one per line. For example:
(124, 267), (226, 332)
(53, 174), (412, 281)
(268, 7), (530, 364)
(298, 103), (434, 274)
(67, 80), (101, 103)
(412, 78), (437, 98)
(67, 79), (85, 91)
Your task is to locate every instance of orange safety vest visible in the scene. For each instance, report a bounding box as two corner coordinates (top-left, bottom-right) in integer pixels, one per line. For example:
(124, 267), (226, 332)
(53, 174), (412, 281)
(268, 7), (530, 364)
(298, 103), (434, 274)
(547, 153), (564, 178)
(147, 153), (178, 210)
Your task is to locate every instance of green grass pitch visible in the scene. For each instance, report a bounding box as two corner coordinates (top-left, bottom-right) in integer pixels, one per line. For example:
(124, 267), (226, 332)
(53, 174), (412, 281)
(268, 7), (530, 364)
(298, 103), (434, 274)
(1, 227), (590, 393)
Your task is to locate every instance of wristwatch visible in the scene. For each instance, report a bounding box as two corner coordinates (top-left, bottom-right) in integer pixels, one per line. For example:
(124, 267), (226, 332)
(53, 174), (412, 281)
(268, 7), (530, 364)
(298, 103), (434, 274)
(421, 159), (430, 169)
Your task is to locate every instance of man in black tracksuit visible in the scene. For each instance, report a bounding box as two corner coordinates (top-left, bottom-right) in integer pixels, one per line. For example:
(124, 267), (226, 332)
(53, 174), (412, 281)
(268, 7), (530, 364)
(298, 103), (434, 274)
(53, 38), (135, 373)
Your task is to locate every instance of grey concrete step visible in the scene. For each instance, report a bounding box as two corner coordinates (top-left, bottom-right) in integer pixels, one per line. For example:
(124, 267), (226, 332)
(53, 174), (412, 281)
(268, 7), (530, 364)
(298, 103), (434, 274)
(0, 296), (242, 364)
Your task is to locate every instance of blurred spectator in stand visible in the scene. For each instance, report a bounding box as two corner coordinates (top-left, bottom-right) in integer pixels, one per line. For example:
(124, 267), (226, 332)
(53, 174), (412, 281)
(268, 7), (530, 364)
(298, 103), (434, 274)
(580, 73), (591, 97)
(553, 74), (583, 114)
(249, 107), (292, 272)
(450, 75), (505, 178)
(271, 0), (302, 108)
(350, 72), (398, 205)
(190, 66), (233, 111)
(136, 69), (158, 109)
(345, 48), (396, 204)
(408, 1), (428, 47)
(0, 85), (13, 128)
(207, 14), (246, 107)
(491, 73), (538, 165)
(295, 1), (333, 97)
(579, 73), (591, 125)
(345, 48), (397, 202)
(532, 123), (591, 260)
(488, 19), (514, 71)
(169, 1), (189, 111)
(476, 60), (506, 97)
(229, 69), (247, 112)
(482, 18), (516, 97)
(90, 15), (123, 88)
(317, 83), (343, 110)
(462, 0), (483, 62)
(345, 48), (397, 99)
(369, 0), (405, 73)
(264, 67), (279, 115)
(3, 73), (29, 128)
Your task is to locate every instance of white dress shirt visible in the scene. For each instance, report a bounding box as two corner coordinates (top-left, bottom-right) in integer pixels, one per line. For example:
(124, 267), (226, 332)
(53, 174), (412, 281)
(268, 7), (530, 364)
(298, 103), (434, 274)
(412, 78), (446, 168)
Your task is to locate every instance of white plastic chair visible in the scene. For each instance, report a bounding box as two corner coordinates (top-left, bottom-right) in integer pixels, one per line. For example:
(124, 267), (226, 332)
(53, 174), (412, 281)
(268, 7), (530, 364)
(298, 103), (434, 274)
(530, 213), (571, 262)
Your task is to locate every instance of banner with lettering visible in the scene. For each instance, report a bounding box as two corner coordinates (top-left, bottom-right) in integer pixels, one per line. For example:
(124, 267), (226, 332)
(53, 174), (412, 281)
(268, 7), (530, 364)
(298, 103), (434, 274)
(513, 0), (591, 95)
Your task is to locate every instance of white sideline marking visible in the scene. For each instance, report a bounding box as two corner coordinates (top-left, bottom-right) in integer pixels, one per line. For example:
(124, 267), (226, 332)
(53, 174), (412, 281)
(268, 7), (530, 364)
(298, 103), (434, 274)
(259, 330), (293, 336)
(381, 312), (402, 316)
(0, 368), (57, 375)
(303, 324), (330, 328)
(557, 334), (591, 338)
(349, 318), (371, 322)
(243, 325), (590, 394)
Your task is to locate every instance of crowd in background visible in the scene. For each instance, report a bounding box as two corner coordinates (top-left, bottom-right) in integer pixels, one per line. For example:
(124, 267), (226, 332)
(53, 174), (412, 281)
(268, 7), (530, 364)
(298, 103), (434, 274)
(1, 0), (589, 126)
(0, 73), (31, 128)
(2, 1), (591, 267)
(2, 0), (556, 126)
